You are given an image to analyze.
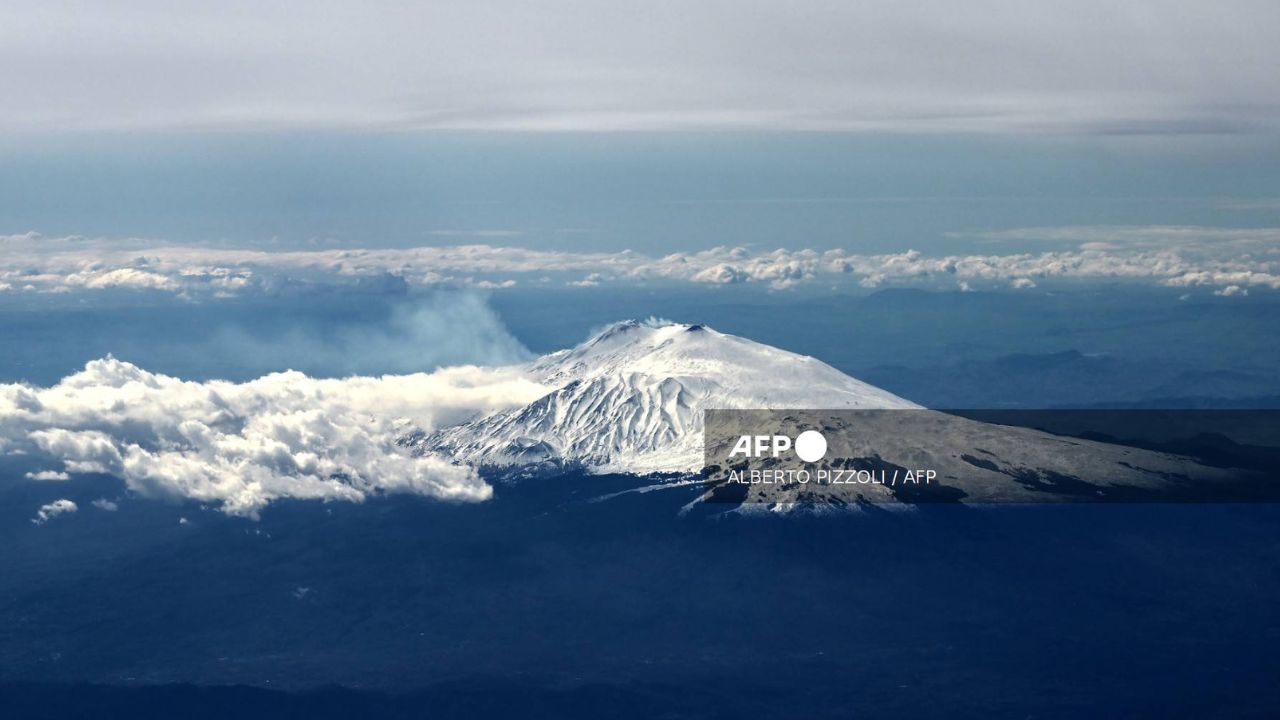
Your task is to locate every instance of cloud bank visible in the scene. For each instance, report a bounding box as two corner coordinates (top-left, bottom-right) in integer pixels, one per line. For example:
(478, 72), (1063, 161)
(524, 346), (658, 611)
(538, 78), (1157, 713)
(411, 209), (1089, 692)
(2, 229), (1278, 296)
(2, 357), (549, 517)
(0, 1), (1277, 135)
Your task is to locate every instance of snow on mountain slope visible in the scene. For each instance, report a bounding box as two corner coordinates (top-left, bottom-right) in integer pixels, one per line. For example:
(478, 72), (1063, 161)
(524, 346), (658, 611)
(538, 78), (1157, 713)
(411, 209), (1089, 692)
(407, 320), (1262, 507)
(415, 320), (917, 473)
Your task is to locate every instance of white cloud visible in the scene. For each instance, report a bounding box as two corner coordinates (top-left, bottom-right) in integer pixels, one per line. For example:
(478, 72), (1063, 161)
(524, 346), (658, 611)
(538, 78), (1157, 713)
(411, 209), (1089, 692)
(24, 470), (70, 481)
(32, 499), (77, 525)
(91, 498), (119, 511)
(3, 357), (550, 517)
(3, 229), (1279, 297)
(1215, 285), (1248, 297)
(689, 264), (747, 285)
(64, 267), (181, 291)
(568, 273), (604, 288)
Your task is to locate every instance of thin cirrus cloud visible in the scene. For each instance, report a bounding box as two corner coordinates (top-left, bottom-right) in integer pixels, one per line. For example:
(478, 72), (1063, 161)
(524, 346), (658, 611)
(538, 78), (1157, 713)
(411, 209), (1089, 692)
(951, 226), (1280, 247)
(0, 1), (1277, 135)
(1, 229), (1278, 295)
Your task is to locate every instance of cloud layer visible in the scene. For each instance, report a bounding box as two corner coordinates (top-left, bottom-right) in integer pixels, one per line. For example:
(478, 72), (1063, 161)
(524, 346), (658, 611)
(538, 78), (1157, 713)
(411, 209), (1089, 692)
(1, 1), (1278, 134)
(3, 229), (1278, 296)
(3, 357), (549, 517)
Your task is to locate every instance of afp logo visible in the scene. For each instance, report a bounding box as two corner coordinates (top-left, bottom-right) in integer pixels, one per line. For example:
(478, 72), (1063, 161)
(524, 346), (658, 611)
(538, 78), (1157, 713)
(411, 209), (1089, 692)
(728, 430), (827, 463)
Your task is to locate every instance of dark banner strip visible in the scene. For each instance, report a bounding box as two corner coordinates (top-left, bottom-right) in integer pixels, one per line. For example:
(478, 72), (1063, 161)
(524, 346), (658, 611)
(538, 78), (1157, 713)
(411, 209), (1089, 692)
(702, 410), (1280, 504)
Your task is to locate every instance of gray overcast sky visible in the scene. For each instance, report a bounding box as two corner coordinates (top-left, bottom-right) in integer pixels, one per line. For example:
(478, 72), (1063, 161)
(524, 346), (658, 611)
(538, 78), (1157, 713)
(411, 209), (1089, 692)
(2, 0), (1278, 134)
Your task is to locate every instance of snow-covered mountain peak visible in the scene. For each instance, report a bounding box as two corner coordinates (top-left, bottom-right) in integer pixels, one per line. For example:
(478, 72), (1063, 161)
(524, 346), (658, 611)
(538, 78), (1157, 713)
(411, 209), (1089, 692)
(528, 319), (699, 383)
(531, 318), (915, 412)
(533, 319), (905, 399)
(416, 320), (917, 474)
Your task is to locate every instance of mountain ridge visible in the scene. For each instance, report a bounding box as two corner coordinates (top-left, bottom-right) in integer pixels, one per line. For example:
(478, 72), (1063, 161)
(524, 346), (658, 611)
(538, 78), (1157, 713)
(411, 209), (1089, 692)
(411, 319), (918, 474)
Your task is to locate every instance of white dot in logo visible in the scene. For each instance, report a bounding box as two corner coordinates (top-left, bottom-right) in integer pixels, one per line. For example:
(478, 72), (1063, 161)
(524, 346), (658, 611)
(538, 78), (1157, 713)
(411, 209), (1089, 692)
(794, 430), (827, 463)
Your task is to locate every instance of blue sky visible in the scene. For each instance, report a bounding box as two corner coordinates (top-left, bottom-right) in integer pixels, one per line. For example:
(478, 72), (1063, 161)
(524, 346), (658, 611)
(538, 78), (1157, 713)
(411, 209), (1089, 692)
(1, 131), (1278, 256)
